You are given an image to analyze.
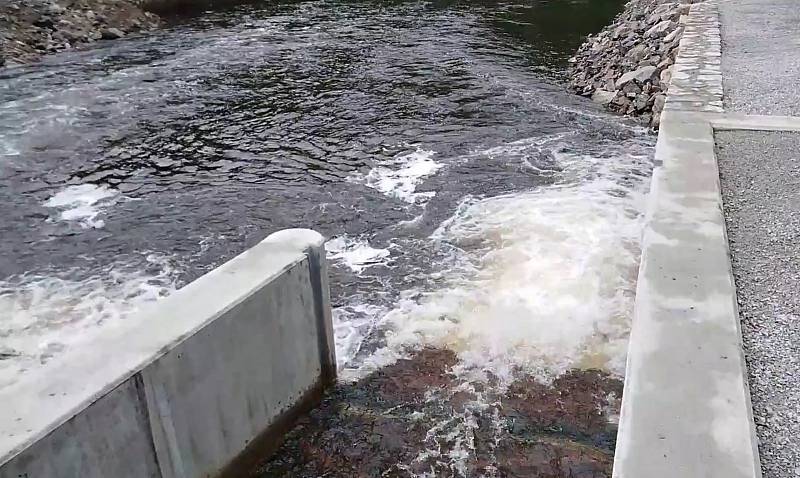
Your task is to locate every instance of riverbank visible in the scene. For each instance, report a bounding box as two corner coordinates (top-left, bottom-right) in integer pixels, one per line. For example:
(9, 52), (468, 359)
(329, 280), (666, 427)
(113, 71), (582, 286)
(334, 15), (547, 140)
(569, 0), (691, 128)
(0, 0), (161, 65)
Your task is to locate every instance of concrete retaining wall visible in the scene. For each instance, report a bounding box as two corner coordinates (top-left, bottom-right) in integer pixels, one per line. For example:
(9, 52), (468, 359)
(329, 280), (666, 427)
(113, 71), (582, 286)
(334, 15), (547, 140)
(0, 229), (336, 478)
(613, 1), (761, 477)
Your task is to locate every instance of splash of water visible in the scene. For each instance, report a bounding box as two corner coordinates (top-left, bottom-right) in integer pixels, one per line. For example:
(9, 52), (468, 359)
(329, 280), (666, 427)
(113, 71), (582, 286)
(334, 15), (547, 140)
(325, 235), (391, 274)
(349, 148), (442, 204)
(340, 139), (652, 385)
(0, 254), (178, 388)
(43, 183), (122, 229)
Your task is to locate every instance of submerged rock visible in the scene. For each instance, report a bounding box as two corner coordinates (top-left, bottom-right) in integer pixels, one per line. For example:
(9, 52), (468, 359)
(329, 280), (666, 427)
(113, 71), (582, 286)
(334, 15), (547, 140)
(254, 349), (622, 477)
(100, 27), (124, 39)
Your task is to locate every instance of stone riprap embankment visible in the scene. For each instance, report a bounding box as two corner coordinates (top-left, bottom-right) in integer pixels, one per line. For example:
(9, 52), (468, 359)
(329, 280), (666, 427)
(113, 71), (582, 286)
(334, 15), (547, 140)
(569, 0), (693, 128)
(0, 0), (160, 65)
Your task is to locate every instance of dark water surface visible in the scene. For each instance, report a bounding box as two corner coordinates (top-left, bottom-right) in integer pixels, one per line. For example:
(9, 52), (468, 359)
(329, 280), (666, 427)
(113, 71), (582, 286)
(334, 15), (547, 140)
(2, 0), (624, 277)
(1, 0), (653, 474)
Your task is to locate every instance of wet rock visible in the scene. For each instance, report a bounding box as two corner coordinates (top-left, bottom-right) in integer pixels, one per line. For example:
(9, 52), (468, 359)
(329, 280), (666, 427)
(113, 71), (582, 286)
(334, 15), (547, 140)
(612, 94), (631, 111)
(621, 81), (642, 97)
(33, 15), (55, 29)
(592, 89), (616, 105)
(100, 27), (124, 39)
(633, 92), (651, 111)
(254, 349), (621, 477)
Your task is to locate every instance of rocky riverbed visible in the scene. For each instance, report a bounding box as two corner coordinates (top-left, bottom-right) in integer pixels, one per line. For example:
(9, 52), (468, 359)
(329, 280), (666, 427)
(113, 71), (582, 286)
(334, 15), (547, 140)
(0, 0), (160, 65)
(255, 349), (623, 477)
(569, 0), (693, 128)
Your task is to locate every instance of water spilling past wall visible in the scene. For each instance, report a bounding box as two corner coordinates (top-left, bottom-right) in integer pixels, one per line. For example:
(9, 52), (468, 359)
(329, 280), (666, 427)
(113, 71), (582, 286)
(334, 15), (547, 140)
(0, 229), (335, 478)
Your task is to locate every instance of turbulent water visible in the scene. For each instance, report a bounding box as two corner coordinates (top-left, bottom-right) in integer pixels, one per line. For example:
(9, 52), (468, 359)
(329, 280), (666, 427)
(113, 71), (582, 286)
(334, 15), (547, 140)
(0, 0), (650, 412)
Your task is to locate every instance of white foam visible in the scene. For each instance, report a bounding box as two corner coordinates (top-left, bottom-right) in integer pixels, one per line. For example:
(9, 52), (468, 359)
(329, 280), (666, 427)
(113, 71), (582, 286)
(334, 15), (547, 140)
(397, 382), (504, 478)
(351, 148), (442, 204)
(344, 141), (652, 385)
(43, 184), (121, 229)
(325, 236), (390, 274)
(0, 255), (178, 388)
(332, 302), (387, 371)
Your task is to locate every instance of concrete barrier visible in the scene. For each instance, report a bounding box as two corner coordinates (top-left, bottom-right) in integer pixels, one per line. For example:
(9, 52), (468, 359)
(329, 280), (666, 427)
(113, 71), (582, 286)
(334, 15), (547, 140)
(613, 2), (761, 477)
(0, 229), (336, 478)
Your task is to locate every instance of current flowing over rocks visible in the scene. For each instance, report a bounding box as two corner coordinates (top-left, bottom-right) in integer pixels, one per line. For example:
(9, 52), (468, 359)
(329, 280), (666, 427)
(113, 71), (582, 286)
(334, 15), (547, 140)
(569, 0), (693, 128)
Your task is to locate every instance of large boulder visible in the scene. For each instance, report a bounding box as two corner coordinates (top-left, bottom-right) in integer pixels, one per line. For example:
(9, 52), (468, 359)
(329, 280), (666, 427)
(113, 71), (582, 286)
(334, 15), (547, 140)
(100, 27), (125, 40)
(626, 43), (650, 63)
(653, 93), (667, 114)
(660, 66), (674, 87)
(615, 65), (657, 88)
(646, 20), (675, 38)
(664, 25), (683, 43)
(591, 89), (617, 105)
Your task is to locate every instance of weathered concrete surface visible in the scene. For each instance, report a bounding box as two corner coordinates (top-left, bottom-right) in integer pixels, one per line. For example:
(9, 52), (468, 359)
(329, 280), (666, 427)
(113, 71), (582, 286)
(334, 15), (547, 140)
(663, 0), (722, 113)
(614, 110), (760, 478)
(0, 229), (335, 478)
(719, 0), (800, 116)
(717, 131), (800, 477)
(711, 114), (800, 132)
(613, 2), (760, 476)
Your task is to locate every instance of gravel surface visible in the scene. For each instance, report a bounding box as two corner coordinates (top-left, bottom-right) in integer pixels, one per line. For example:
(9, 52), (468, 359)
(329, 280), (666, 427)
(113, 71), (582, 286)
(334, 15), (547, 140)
(719, 0), (800, 116)
(716, 130), (800, 476)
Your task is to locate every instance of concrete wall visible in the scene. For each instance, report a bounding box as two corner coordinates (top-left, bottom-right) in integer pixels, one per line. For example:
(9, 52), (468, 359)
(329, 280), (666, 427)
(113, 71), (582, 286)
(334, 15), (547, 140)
(0, 229), (335, 478)
(613, 2), (761, 477)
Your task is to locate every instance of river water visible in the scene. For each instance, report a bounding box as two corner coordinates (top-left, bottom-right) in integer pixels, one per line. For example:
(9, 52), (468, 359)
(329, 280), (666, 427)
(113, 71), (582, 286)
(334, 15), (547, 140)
(1, 0), (652, 474)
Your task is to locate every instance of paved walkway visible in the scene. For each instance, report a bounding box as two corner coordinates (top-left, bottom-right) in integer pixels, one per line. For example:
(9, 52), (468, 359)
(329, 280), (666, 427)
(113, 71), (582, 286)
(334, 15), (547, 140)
(718, 0), (800, 475)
